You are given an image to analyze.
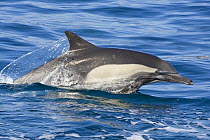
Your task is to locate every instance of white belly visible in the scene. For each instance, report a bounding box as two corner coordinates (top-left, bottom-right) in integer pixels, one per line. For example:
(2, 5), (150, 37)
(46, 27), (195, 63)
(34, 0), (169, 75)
(85, 64), (157, 83)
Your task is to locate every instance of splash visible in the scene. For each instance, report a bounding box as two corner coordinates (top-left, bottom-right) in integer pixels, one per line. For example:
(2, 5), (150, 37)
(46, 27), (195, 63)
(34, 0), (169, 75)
(0, 38), (69, 84)
(0, 74), (14, 84)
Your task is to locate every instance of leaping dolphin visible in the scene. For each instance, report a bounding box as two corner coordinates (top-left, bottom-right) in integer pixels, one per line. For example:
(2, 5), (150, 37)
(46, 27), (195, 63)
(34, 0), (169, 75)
(14, 31), (193, 94)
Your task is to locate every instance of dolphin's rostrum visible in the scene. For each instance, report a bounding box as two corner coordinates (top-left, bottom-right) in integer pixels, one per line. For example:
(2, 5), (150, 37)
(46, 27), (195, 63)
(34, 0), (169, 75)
(14, 31), (193, 94)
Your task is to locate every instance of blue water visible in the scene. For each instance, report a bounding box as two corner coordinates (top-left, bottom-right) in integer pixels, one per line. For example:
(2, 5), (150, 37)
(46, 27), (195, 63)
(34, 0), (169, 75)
(0, 0), (210, 139)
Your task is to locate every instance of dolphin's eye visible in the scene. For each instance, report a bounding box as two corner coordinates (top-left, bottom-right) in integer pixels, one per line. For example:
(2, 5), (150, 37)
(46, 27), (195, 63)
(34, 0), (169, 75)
(155, 70), (162, 74)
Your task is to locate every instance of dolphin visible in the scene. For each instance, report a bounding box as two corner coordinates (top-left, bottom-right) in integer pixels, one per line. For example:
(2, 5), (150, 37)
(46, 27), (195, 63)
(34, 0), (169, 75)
(14, 31), (193, 94)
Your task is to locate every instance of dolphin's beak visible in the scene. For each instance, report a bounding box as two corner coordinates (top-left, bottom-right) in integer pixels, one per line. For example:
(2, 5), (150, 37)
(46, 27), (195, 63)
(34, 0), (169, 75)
(169, 74), (194, 85)
(157, 74), (194, 85)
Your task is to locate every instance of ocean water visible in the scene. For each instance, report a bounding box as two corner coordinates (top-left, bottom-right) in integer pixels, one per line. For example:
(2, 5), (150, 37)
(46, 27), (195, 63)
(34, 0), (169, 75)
(0, 0), (210, 139)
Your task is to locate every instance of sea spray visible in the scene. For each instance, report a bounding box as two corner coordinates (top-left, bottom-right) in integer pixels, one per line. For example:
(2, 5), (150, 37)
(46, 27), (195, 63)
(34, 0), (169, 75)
(0, 38), (69, 82)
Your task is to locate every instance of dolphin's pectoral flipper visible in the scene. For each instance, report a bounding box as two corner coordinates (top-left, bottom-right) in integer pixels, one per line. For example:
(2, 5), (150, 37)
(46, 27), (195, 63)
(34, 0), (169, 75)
(41, 65), (82, 87)
(117, 73), (156, 94)
(118, 80), (144, 94)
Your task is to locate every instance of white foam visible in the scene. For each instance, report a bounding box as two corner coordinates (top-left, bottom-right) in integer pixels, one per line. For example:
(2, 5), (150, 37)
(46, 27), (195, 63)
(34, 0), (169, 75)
(141, 118), (165, 126)
(125, 129), (153, 140)
(0, 74), (14, 84)
(126, 135), (145, 140)
(131, 121), (139, 125)
(38, 134), (56, 140)
(65, 133), (81, 137)
(160, 126), (198, 133)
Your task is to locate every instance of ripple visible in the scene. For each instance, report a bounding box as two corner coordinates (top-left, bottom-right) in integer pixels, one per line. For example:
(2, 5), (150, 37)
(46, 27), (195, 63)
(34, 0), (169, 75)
(85, 6), (162, 18)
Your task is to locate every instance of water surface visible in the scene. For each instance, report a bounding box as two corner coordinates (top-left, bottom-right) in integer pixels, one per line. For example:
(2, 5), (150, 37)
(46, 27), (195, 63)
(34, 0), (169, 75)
(0, 0), (210, 139)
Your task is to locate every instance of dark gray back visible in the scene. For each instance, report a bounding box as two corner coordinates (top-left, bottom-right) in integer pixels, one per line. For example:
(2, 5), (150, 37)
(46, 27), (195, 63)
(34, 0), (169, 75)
(65, 31), (177, 74)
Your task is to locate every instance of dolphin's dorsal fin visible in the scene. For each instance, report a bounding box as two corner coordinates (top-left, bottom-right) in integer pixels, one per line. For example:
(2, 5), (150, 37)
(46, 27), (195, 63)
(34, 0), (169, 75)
(65, 31), (98, 50)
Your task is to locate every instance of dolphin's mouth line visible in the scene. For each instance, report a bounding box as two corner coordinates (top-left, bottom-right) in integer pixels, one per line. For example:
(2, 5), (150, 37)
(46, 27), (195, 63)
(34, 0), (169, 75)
(130, 72), (194, 86)
(155, 74), (194, 85)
